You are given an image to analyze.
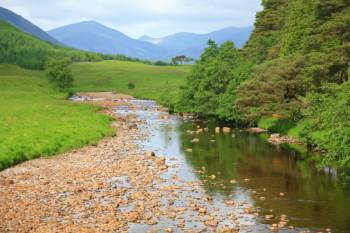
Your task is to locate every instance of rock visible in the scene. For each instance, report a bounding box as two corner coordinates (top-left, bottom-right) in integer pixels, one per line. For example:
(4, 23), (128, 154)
(124, 211), (140, 222)
(226, 200), (234, 205)
(210, 174), (216, 180)
(186, 148), (193, 152)
(204, 219), (219, 227)
(199, 208), (207, 215)
(268, 134), (299, 145)
(157, 157), (166, 165)
(217, 227), (240, 233)
(222, 127), (231, 133)
(215, 127), (221, 133)
(229, 180), (237, 184)
(191, 138), (200, 143)
(279, 192), (285, 197)
(196, 129), (203, 133)
(146, 151), (155, 157)
(165, 227), (173, 233)
(247, 128), (268, 134)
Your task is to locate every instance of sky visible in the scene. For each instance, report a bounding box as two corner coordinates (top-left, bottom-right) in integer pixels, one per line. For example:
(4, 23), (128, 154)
(0, 0), (263, 38)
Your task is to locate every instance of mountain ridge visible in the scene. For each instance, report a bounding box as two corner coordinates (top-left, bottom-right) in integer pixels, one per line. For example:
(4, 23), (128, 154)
(139, 26), (253, 58)
(0, 6), (59, 44)
(48, 21), (172, 61)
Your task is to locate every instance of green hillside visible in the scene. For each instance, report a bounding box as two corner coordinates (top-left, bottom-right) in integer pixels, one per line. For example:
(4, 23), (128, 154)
(0, 20), (140, 70)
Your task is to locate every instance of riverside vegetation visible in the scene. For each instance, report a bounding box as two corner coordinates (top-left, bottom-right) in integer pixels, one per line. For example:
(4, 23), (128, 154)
(0, 1), (349, 181)
(175, 0), (350, 182)
(0, 21), (189, 169)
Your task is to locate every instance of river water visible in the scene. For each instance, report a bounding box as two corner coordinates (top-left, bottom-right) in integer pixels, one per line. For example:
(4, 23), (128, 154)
(113, 99), (350, 233)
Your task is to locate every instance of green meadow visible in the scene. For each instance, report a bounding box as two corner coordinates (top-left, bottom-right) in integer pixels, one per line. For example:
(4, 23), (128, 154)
(71, 60), (190, 101)
(0, 61), (188, 169)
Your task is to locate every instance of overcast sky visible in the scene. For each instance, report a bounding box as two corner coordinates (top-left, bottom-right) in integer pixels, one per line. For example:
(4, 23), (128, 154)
(0, 0), (262, 38)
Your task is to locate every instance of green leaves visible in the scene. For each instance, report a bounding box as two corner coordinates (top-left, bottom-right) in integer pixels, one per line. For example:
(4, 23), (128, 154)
(178, 40), (251, 121)
(45, 58), (74, 91)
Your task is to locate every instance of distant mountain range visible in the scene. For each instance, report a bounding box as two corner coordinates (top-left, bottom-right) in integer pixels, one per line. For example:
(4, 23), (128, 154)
(0, 7), (59, 44)
(48, 21), (172, 61)
(0, 6), (253, 61)
(139, 27), (253, 59)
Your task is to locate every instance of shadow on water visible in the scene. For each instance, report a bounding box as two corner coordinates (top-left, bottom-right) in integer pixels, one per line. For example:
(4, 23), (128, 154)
(143, 116), (350, 232)
(115, 99), (350, 232)
(176, 121), (350, 232)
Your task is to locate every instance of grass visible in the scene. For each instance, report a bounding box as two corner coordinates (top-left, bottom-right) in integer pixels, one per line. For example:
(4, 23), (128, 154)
(0, 61), (190, 169)
(0, 64), (114, 170)
(71, 60), (190, 101)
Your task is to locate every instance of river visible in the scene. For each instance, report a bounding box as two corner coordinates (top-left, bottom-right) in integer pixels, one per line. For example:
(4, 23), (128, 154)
(116, 100), (350, 233)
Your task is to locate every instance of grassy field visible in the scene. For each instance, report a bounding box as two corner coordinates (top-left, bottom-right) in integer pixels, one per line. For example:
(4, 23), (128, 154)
(71, 60), (190, 101)
(0, 64), (115, 170)
(0, 61), (189, 169)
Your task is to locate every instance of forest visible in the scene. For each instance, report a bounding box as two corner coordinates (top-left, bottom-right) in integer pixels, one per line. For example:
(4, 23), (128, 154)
(177, 0), (350, 180)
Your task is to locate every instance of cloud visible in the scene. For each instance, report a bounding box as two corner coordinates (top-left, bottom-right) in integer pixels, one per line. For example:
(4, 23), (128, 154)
(0, 0), (262, 38)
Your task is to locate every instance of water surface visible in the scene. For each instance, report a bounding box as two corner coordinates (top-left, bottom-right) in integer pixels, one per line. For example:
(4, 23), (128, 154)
(116, 100), (350, 233)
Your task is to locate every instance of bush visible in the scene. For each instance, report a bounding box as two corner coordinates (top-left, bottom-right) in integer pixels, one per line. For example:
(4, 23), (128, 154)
(127, 82), (135, 89)
(45, 58), (74, 90)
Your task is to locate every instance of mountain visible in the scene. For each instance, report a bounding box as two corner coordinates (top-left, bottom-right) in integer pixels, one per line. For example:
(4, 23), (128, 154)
(48, 21), (172, 61)
(0, 6), (59, 44)
(139, 27), (253, 58)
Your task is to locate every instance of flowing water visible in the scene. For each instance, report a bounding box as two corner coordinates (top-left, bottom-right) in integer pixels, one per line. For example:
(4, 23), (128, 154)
(113, 100), (350, 233)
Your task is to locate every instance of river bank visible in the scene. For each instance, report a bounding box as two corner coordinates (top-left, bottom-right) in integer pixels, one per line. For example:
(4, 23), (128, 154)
(0, 94), (258, 233)
(1, 93), (348, 233)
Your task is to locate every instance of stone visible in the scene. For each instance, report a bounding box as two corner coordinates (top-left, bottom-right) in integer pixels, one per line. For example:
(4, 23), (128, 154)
(215, 127), (221, 133)
(146, 151), (156, 157)
(222, 127), (231, 133)
(191, 138), (200, 143)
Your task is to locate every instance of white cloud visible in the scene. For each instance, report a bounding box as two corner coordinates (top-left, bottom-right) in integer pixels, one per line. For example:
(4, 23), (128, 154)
(0, 0), (262, 38)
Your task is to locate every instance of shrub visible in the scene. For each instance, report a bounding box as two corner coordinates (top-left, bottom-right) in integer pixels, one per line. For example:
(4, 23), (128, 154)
(45, 58), (74, 91)
(128, 82), (135, 89)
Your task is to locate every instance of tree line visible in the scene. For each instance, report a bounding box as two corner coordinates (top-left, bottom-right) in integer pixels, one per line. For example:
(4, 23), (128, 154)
(175, 0), (350, 182)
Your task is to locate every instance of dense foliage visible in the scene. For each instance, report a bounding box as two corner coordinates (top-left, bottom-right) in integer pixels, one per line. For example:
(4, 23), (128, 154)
(177, 40), (252, 122)
(178, 0), (350, 179)
(46, 58), (74, 90)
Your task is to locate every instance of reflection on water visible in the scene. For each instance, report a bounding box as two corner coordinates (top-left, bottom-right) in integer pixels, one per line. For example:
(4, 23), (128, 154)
(112, 99), (350, 232)
(141, 114), (350, 233)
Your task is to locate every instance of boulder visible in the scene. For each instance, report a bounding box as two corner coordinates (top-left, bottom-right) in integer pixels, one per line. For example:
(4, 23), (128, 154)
(223, 127), (231, 133)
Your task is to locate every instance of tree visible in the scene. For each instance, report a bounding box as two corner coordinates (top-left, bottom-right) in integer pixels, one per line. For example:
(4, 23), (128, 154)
(171, 55), (193, 65)
(45, 58), (74, 90)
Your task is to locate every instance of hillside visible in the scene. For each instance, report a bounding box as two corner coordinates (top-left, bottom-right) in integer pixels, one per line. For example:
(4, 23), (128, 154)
(139, 27), (253, 58)
(0, 20), (139, 69)
(0, 6), (58, 44)
(48, 21), (172, 61)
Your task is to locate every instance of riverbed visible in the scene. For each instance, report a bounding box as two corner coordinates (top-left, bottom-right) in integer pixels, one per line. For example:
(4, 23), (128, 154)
(119, 99), (350, 233)
(1, 95), (349, 233)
